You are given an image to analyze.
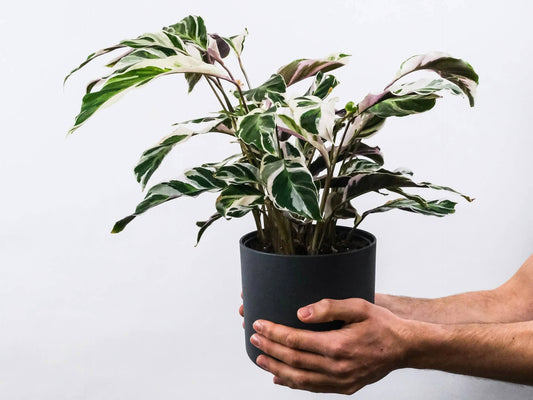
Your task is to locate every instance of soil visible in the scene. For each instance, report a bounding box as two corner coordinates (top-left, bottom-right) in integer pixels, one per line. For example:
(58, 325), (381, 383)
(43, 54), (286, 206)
(247, 229), (370, 255)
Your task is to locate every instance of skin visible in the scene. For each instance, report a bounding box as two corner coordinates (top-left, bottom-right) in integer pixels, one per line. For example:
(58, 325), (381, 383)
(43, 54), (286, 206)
(239, 254), (533, 394)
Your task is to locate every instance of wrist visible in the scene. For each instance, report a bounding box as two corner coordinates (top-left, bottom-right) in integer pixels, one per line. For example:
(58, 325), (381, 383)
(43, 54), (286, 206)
(398, 319), (450, 370)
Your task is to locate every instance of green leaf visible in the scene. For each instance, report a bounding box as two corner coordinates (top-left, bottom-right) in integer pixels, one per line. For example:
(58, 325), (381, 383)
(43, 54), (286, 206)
(242, 74), (286, 104)
(165, 15), (208, 49)
(277, 53), (350, 86)
(236, 109), (278, 155)
(260, 155), (321, 220)
(215, 185), (264, 218)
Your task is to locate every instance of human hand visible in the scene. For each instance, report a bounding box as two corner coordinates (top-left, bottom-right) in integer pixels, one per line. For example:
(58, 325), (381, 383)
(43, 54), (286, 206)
(249, 298), (413, 394)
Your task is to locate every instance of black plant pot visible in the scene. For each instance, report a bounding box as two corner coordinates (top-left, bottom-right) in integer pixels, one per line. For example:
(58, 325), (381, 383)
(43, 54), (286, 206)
(240, 227), (376, 365)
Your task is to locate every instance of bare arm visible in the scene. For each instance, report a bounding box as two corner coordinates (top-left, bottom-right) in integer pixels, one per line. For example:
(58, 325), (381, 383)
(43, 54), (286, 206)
(409, 319), (533, 384)
(376, 254), (533, 324)
(251, 299), (533, 394)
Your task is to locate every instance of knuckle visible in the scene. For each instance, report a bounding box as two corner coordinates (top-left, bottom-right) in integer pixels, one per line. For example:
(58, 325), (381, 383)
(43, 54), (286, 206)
(328, 338), (349, 359)
(291, 372), (309, 387)
(331, 360), (351, 377)
(318, 298), (334, 312)
(284, 332), (300, 349)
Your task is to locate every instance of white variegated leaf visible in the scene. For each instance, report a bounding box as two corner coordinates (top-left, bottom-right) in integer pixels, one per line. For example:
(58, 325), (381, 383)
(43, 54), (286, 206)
(216, 185), (264, 218)
(215, 163), (259, 184)
(223, 29), (248, 57)
(278, 53), (350, 86)
(69, 54), (229, 133)
(260, 155), (321, 220)
(236, 109), (278, 156)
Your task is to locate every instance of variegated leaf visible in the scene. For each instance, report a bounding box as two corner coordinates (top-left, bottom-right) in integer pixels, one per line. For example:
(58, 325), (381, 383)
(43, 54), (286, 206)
(361, 198), (457, 220)
(305, 72), (339, 99)
(367, 94), (438, 118)
(215, 163), (259, 184)
(391, 52), (479, 106)
(223, 29), (248, 57)
(236, 109), (278, 155)
(357, 53), (478, 115)
(120, 31), (185, 52)
(69, 54), (229, 133)
(135, 129), (192, 189)
(242, 74), (286, 104)
(135, 118), (231, 189)
(366, 79), (465, 118)
(165, 15), (208, 49)
(195, 213), (223, 245)
(216, 185), (264, 217)
(309, 142), (384, 176)
(341, 158), (382, 175)
(260, 155), (321, 220)
(341, 168), (472, 203)
(208, 34), (231, 59)
(277, 53), (350, 86)
(111, 180), (209, 233)
(184, 167), (226, 190)
(64, 45), (125, 84)
(289, 96), (337, 143)
(277, 114), (330, 167)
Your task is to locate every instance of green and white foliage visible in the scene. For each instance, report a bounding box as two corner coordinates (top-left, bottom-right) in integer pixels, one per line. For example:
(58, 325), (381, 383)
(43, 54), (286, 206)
(67, 15), (478, 255)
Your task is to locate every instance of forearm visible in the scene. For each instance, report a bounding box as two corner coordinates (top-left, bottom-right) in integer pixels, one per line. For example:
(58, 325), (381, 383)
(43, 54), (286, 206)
(376, 290), (509, 324)
(404, 319), (533, 385)
(377, 254), (533, 324)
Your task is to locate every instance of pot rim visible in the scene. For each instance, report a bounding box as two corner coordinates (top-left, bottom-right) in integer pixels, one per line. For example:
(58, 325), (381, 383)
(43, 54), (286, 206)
(240, 227), (376, 259)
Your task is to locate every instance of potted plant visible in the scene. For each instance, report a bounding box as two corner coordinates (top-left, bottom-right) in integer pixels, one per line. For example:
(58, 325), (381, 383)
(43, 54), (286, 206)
(66, 15), (477, 365)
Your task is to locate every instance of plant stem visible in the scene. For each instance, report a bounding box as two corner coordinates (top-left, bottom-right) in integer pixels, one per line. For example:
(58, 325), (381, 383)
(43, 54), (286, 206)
(237, 55), (252, 89)
(206, 78), (229, 115)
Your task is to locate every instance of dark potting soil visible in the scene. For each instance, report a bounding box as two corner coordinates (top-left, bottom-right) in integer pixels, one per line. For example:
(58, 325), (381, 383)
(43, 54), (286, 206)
(247, 229), (370, 256)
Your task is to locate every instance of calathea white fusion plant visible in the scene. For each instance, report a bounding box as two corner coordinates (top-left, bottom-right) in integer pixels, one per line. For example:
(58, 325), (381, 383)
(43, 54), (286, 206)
(66, 15), (477, 255)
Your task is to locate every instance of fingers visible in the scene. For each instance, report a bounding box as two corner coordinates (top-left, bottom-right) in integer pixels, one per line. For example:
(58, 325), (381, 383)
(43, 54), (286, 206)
(253, 320), (326, 354)
(298, 298), (371, 324)
(257, 355), (360, 395)
(251, 332), (328, 373)
(239, 304), (244, 317)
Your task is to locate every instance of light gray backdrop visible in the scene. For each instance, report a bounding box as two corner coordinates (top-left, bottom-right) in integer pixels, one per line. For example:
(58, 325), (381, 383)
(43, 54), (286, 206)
(1, 0), (532, 399)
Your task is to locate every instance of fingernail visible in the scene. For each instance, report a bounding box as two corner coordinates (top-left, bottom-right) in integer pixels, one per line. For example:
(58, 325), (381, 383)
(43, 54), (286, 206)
(256, 355), (268, 370)
(298, 306), (312, 319)
(250, 334), (260, 347)
(273, 376), (282, 385)
(253, 320), (263, 333)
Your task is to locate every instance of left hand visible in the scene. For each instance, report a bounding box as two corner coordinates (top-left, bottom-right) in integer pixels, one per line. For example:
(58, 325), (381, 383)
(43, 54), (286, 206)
(250, 298), (413, 394)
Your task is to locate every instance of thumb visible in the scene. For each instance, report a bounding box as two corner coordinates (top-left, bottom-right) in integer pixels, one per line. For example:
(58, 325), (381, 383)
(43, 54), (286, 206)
(297, 298), (372, 324)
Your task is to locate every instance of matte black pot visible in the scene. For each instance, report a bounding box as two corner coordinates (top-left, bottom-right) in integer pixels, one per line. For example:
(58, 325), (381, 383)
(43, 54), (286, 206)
(240, 227), (376, 365)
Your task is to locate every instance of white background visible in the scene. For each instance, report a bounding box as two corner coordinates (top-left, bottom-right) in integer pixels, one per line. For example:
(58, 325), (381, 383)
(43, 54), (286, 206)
(1, 0), (533, 398)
